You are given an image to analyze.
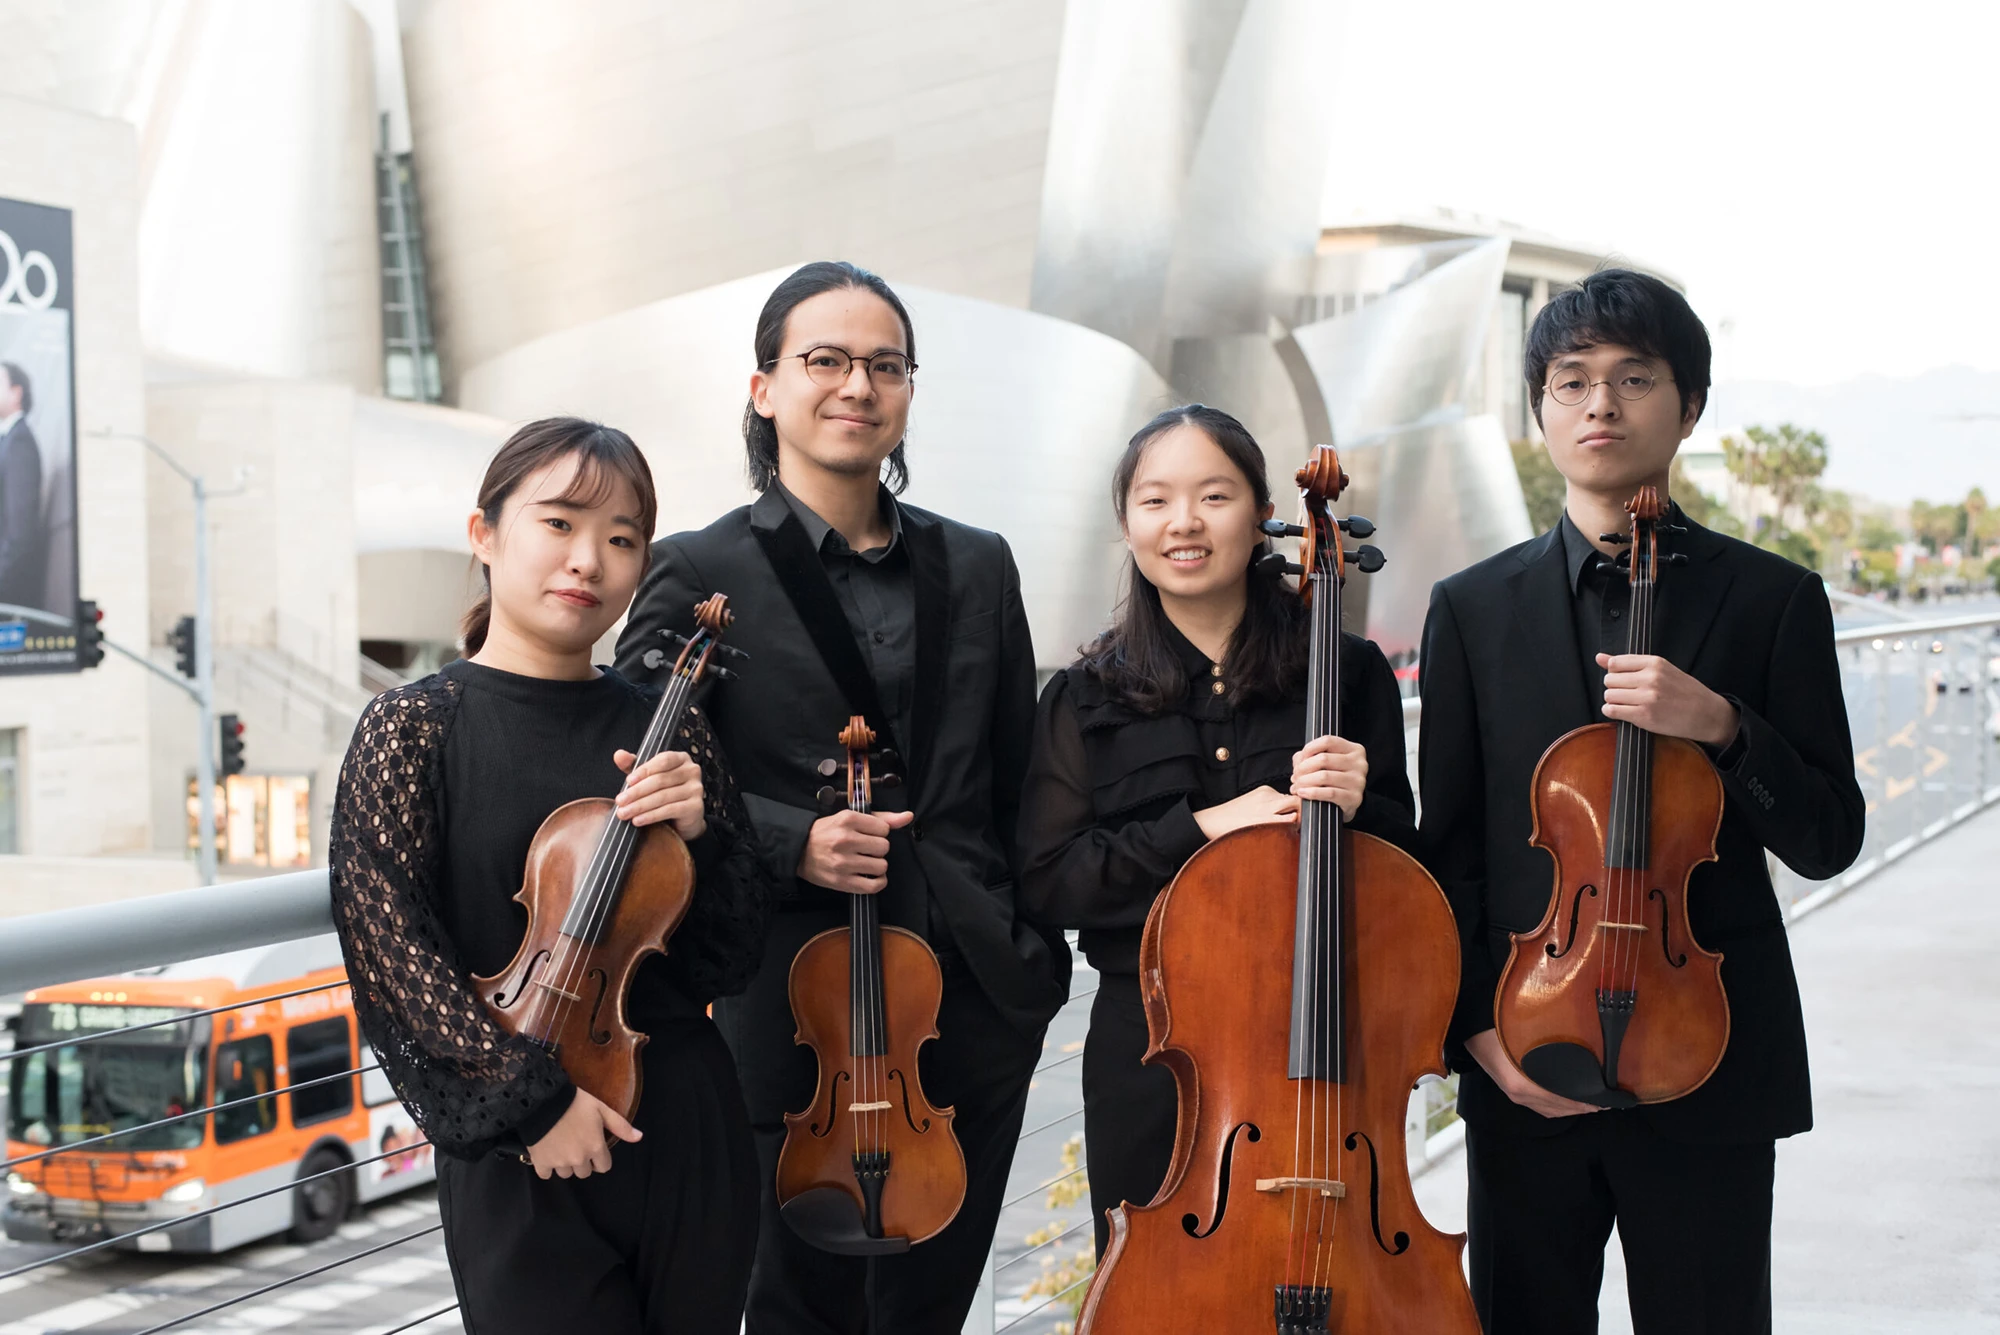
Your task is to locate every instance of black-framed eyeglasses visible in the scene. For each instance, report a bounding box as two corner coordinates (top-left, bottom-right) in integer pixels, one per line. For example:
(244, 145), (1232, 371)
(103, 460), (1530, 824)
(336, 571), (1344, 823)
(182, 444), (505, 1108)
(766, 346), (916, 389)
(1545, 365), (1674, 407)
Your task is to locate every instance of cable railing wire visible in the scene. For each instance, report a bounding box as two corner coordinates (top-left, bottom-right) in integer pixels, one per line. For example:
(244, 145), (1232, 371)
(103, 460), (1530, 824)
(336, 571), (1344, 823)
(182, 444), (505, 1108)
(126, 1223), (444, 1335)
(995, 1214), (1092, 1276)
(997, 1271), (1094, 1332)
(0, 1062), (383, 1172)
(379, 1301), (464, 1334)
(0, 1138), (431, 1284)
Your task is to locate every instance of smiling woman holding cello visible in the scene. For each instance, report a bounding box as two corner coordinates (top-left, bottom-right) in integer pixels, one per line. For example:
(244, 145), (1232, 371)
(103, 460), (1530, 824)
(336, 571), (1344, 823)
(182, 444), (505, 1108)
(328, 417), (777, 1334)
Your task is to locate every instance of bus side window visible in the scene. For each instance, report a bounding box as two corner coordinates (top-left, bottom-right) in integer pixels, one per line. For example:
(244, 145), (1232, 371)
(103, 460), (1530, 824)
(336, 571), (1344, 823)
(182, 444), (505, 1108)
(287, 1017), (355, 1127)
(213, 1035), (278, 1144)
(358, 1046), (397, 1108)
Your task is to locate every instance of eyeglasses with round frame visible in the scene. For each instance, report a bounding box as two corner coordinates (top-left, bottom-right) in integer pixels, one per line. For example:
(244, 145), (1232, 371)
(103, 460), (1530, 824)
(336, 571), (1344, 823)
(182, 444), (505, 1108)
(766, 345), (916, 389)
(1544, 364), (1675, 407)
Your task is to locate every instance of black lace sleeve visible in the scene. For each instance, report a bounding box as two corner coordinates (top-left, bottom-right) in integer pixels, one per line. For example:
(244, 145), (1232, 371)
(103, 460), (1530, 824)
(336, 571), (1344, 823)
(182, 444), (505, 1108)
(328, 678), (574, 1161)
(664, 702), (778, 1004)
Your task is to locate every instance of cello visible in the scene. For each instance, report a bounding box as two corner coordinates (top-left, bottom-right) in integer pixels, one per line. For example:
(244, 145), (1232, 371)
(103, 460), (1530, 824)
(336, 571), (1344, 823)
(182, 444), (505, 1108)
(776, 716), (966, 1254)
(1494, 486), (1729, 1107)
(1078, 446), (1477, 1335)
(473, 593), (742, 1123)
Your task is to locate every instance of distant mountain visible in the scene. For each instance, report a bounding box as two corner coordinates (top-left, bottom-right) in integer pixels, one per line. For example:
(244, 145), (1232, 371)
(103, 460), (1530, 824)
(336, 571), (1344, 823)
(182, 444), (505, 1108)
(1706, 366), (2000, 505)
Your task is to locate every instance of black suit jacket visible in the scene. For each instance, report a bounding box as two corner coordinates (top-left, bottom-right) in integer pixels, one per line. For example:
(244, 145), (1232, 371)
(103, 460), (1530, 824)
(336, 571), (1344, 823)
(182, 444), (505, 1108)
(0, 420), (45, 609)
(614, 489), (1070, 1037)
(1418, 513), (1865, 1144)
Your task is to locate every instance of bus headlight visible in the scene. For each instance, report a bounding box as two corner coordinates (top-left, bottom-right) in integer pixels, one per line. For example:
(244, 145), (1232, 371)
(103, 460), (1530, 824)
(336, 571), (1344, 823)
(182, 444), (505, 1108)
(6, 1173), (43, 1199)
(160, 1178), (206, 1205)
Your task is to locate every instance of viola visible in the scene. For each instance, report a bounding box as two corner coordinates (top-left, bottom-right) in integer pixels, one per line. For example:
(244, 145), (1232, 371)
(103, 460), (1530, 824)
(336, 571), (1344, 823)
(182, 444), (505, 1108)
(473, 593), (743, 1123)
(1078, 446), (1477, 1334)
(775, 716), (965, 1254)
(1495, 486), (1729, 1107)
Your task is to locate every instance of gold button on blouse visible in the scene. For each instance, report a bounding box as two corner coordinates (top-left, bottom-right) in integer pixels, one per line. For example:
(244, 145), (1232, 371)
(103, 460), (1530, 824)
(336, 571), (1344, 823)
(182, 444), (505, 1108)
(1214, 746), (1231, 762)
(1210, 664), (1223, 677)
(1211, 681), (1226, 695)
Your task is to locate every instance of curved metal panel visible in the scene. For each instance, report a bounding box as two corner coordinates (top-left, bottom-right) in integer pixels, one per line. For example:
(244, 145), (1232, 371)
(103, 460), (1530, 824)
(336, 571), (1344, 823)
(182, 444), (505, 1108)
(455, 272), (1175, 668)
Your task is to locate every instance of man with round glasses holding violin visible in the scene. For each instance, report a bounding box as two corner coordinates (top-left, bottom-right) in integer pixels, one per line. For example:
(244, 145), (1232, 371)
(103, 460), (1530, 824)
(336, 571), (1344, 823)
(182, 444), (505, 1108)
(1417, 268), (1865, 1333)
(617, 261), (1067, 1333)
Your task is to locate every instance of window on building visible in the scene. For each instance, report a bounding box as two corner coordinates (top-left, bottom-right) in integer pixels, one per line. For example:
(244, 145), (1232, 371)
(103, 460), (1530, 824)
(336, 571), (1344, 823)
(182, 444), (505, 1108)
(213, 1035), (278, 1144)
(286, 1017), (354, 1126)
(185, 775), (313, 867)
(0, 729), (18, 854)
(1496, 284), (1533, 441)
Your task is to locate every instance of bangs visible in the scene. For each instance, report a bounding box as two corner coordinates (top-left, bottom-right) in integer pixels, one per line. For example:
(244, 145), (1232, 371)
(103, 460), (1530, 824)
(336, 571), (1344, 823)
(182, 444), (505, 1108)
(543, 437), (658, 537)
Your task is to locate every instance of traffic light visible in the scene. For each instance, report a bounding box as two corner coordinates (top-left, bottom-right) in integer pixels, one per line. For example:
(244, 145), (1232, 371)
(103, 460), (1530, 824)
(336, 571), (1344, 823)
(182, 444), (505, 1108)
(219, 713), (246, 778)
(76, 600), (104, 669)
(170, 615), (196, 679)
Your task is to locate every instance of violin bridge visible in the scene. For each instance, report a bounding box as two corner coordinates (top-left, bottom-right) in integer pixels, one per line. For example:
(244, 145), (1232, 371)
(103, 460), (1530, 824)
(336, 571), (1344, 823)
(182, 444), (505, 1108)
(1595, 921), (1649, 932)
(1254, 1176), (1346, 1199)
(530, 979), (584, 1002)
(847, 1100), (893, 1113)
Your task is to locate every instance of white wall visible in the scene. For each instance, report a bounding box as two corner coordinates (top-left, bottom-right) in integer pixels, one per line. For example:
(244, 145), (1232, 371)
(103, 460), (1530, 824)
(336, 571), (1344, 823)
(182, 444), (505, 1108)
(0, 96), (154, 861)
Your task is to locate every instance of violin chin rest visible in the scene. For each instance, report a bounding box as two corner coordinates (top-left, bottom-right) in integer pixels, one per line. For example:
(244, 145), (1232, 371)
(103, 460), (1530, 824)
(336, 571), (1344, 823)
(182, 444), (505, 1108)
(779, 1187), (912, 1256)
(1520, 1042), (1640, 1110)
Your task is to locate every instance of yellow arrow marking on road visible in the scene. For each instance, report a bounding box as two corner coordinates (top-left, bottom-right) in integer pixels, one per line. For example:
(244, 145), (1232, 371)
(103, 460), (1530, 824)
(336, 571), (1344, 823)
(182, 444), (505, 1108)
(1854, 747), (1880, 777)
(1923, 746), (1950, 777)
(1887, 721), (1919, 748)
(1886, 776), (1918, 801)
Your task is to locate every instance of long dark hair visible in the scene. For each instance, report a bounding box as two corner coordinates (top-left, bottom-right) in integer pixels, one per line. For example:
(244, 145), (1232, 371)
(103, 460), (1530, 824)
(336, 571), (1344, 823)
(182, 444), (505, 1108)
(743, 260), (915, 494)
(1077, 404), (1307, 713)
(462, 417), (658, 655)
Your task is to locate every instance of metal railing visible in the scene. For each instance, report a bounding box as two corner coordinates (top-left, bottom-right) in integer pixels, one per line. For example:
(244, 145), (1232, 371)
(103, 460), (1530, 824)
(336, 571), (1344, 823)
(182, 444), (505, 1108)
(5, 619), (1992, 1332)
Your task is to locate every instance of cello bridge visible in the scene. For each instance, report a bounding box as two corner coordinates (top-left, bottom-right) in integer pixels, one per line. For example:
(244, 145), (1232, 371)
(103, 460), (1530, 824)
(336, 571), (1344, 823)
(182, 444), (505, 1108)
(1254, 1176), (1346, 1199)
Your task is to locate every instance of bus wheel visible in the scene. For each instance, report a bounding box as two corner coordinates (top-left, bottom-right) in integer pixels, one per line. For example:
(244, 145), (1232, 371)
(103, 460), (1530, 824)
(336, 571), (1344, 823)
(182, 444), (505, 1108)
(290, 1147), (354, 1244)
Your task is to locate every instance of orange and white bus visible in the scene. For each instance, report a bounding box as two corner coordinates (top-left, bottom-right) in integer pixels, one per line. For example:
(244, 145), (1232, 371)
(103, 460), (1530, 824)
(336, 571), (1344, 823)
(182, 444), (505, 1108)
(4, 935), (435, 1254)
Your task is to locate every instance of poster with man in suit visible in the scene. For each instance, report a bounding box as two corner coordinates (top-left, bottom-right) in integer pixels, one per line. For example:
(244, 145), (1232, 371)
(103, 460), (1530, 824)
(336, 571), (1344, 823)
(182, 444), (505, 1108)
(0, 196), (81, 675)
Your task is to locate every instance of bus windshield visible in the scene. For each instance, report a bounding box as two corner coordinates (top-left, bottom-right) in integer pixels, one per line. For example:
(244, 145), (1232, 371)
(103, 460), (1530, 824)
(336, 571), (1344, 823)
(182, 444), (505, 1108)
(8, 1004), (210, 1152)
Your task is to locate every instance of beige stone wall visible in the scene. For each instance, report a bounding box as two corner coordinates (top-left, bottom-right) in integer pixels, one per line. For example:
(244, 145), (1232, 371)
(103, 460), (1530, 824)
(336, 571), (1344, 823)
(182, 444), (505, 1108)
(399, 0), (1068, 389)
(0, 96), (154, 863)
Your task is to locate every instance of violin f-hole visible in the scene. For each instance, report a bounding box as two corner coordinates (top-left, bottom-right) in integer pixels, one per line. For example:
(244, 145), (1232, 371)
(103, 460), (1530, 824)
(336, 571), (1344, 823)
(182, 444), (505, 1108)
(1648, 887), (1687, 966)
(1181, 1122), (1259, 1239)
(809, 1070), (850, 1138)
(586, 967), (614, 1044)
(490, 949), (551, 1010)
(889, 1067), (931, 1133)
(1547, 884), (1598, 959)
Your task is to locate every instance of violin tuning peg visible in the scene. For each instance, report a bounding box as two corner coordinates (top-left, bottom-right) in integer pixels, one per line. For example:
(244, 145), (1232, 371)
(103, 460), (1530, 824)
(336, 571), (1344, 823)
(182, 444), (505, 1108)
(1599, 533), (1632, 545)
(1258, 519), (1306, 538)
(715, 642), (749, 660)
(1348, 545), (1386, 574)
(1255, 551), (1304, 578)
(707, 664), (738, 682)
(874, 772), (903, 789)
(640, 648), (667, 671)
(1338, 515), (1376, 539)
(1594, 559), (1618, 573)
(1666, 552), (1691, 565)
(1664, 523), (1690, 534)
(816, 759), (840, 778)
(814, 785), (844, 814)
(656, 628), (693, 645)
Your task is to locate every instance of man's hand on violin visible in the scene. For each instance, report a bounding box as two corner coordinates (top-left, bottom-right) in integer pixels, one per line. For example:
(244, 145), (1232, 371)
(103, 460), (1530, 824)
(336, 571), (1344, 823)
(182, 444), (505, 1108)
(1596, 653), (1740, 748)
(1290, 735), (1367, 820)
(1464, 1029), (1602, 1120)
(527, 1089), (642, 1180)
(799, 809), (916, 895)
(612, 749), (706, 840)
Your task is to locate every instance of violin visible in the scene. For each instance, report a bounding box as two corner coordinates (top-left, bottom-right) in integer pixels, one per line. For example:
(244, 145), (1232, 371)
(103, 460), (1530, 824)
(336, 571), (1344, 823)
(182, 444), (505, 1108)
(1078, 447), (1477, 1334)
(775, 716), (966, 1254)
(473, 593), (743, 1123)
(1495, 486), (1729, 1106)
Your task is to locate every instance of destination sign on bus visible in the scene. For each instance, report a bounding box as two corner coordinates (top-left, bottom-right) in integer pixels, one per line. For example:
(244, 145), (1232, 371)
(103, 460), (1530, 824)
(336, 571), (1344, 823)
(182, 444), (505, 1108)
(18, 1002), (197, 1045)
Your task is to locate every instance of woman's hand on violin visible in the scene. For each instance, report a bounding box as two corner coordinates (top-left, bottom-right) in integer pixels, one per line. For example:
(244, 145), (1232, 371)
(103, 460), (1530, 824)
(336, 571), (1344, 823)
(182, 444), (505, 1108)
(1596, 654), (1740, 747)
(1192, 785), (1299, 840)
(799, 809), (916, 894)
(526, 1089), (642, 1180)
(613, 749), (706, 840)
(1290, 735), (1367, 820)
(1464, 1028), (1602, 1120)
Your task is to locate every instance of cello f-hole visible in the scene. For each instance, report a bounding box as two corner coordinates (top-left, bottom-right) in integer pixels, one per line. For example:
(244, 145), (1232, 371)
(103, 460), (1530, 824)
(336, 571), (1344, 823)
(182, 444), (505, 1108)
(1181, 1122), (1260, 1239)
(1648, 887), (1687, 967)
(1343, 1131), (1410, 1257)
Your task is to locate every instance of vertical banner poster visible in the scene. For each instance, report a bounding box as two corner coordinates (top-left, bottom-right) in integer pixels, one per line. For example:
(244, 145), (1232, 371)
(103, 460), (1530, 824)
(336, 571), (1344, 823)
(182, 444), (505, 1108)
(0, 197), (79, 675)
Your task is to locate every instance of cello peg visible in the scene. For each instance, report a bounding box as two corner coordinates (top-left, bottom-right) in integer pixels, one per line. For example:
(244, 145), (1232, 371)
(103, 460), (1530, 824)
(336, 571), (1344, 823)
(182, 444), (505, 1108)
(656, 628), (692, 645)
(707, 665), (737, 682)
(816, 759), (840, 778)
(1666, 552), (1690, 566)
(1348, 545), (1386, 574)
(814, 785), (845, 814)
(1255, 551), (1304, 578)
(1598, 532), (1632, 545)
(1338, 515), (1376, 538)
(873, 772), (903, 790)
(713, 642), (749, 660)
(1259, 518), (1305, 538)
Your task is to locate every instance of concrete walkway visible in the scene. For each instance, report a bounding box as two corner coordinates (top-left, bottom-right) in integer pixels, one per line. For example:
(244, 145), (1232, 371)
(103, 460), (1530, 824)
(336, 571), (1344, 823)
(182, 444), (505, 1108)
(1415, 803), (2000, 1332)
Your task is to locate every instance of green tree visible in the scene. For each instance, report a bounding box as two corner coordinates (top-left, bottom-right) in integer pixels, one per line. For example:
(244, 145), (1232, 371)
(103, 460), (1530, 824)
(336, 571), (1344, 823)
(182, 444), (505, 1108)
(1908, 499), (1961, 555)
(1722, 423), (1829, 550)
(1668, 458), (1741, 536)
(1964, 487), (1994, 556)
(1510, 439), (1567, 533)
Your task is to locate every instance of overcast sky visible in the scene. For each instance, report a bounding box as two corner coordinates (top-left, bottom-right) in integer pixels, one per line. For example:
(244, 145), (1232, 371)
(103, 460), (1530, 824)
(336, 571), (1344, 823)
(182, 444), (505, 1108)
(1319, 0), (1999, 390)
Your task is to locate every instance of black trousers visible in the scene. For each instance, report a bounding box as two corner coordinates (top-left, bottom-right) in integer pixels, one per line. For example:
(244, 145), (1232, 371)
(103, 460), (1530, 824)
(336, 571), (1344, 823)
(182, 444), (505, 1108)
(1080, 971), (1178, 1258)
(437, 1019), (760, 1335)
(1465, 1114), (1775, 1335)
(715, 910), (1046, 1334)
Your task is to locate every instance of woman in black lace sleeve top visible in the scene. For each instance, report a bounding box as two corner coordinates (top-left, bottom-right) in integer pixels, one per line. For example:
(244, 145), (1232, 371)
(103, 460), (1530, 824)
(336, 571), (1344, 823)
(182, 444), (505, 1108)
(1016, 405), (1418, 1259)
(328, 418), (775, 1334)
